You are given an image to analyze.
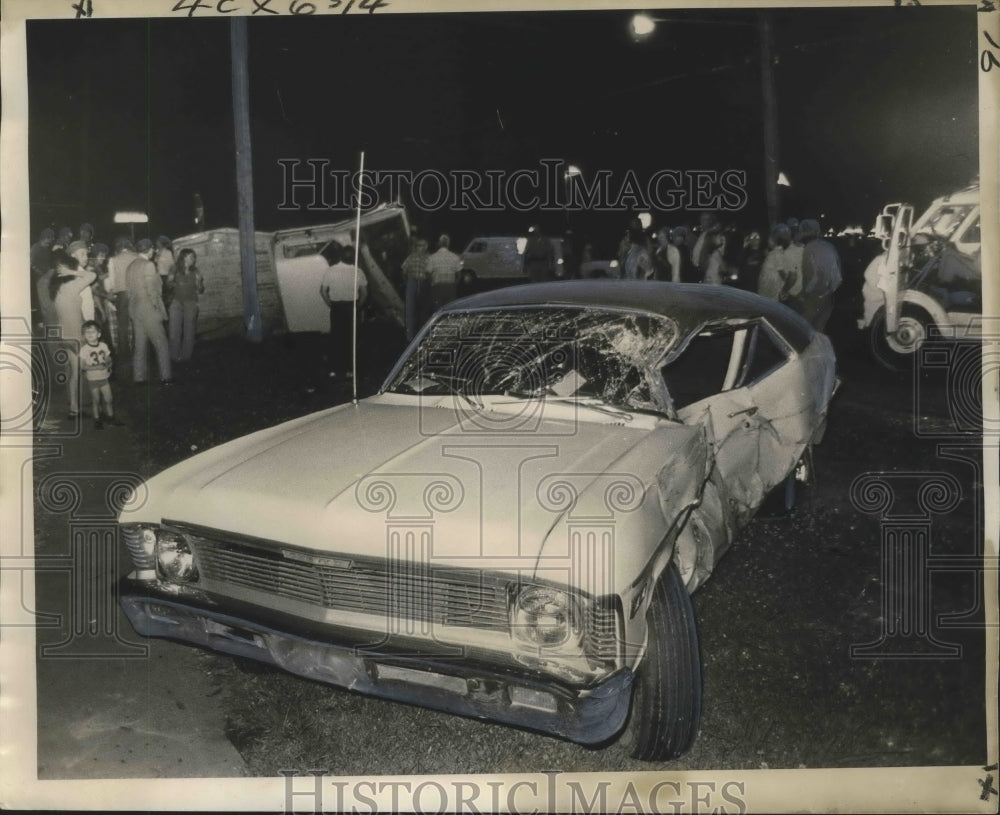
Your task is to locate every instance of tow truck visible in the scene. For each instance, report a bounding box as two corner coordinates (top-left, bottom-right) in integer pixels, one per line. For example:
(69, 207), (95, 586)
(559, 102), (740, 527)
(858, 182), (983, 371)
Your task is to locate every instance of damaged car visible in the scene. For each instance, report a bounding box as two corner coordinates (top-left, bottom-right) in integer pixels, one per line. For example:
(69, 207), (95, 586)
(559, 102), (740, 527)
(118, 280), (837, 760)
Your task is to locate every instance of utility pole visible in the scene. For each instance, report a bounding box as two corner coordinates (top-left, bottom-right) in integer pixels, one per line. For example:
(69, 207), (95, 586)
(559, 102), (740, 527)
(230, 17), (263, 342)
(758, 10), (781, 227)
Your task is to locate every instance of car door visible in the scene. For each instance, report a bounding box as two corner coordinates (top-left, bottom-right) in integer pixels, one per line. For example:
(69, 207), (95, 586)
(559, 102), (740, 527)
(668, 320), (799, 523)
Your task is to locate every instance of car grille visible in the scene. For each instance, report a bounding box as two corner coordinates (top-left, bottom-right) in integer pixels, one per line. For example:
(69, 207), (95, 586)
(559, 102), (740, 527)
(185, 529), (511, 631)
(167, 523), (622, 659)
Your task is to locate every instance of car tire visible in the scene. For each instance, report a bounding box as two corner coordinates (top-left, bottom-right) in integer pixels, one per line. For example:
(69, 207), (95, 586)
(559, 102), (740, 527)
(623, 560), (702, 761)
(869, 306), (930, 373)
(460, 269), (477, 286)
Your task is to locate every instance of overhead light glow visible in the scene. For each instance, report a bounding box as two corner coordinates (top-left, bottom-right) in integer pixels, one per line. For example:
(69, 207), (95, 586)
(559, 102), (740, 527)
(631, 13), (656, 37)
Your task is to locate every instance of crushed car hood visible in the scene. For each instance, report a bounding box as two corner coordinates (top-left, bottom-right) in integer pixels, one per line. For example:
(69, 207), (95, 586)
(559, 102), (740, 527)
(123, 394), (703, 577)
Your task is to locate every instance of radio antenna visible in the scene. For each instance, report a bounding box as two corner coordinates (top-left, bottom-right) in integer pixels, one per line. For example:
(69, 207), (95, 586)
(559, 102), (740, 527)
(351, 150), (365, 405)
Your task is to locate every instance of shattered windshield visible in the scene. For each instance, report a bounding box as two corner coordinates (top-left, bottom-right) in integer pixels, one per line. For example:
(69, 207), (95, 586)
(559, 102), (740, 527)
(386, 307), (680, 414)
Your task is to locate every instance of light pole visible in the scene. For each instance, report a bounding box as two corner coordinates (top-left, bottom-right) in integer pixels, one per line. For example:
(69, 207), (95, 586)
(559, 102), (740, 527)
(630, 11), (783, 226)
(563, 164), (582, 227)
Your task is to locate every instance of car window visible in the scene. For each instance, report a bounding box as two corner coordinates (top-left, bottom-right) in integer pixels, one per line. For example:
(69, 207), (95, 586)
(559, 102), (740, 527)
(467, 240), (487, 253)
(922, 204), (976, 241)
(662, 321), (789, 409)
(957, 215), (980, 246)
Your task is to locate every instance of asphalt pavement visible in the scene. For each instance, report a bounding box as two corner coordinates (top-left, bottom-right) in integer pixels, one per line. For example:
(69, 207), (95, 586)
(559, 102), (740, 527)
(31, 383), (247, 778)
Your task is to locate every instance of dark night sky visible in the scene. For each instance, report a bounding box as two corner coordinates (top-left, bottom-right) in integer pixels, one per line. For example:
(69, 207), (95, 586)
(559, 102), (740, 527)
(26, 6), (979, 249)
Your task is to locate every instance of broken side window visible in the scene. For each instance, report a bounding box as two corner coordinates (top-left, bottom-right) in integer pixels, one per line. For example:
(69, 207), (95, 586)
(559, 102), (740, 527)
(661, 320), (789, 409)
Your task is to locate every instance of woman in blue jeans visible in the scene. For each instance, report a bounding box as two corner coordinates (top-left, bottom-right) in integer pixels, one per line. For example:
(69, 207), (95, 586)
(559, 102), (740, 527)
(167, 249), (204, 363)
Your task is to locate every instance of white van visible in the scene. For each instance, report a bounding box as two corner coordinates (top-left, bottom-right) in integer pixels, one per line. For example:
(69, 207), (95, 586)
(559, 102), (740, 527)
(459, 236), (569, 283)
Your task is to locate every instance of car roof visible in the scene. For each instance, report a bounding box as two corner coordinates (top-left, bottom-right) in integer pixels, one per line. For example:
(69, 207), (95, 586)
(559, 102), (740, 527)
(440, 280), (815, 351)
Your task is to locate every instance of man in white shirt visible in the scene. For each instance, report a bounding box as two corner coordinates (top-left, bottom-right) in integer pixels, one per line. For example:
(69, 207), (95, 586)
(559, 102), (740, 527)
(320, 243), (368, 379)
(425, 234), (463, 313)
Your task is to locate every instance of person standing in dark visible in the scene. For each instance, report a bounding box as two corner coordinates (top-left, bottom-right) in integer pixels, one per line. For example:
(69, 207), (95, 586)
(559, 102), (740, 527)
(79, 222), (96, 249)
(401, 237), (430, 341)
(31, 228), (55, 281)
(702, 232), (726, 285)
(88, 242), (114, 344)
(30, 228), (56, 331)
(155, 236), (175, 300)
(108, 237), (138, 358)
(49, 249), (95, 418)
(757, 224), (802, 306)
(623, 227), (653, 280)
(523, 225), (555, 283)
(53, 226), (74, 252)
(320, 243), (368, 380)
(126, 238), (173, 385)
(739, 231), (765, 292)
(798, 219), (842, 331)
(670, 226), (697, 283)
(652, 229), (673, 282)
(167, 248), (205, 363)
(690, 213), (720, 279)
(425, 234), (462, 310)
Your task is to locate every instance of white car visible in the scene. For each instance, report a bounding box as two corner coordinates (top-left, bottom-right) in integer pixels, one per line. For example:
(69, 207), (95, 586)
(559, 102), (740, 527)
(119, 280), (836, 760)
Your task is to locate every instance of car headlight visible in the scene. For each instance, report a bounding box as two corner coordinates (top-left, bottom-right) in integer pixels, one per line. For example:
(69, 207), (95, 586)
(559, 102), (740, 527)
(609, 259), (619, 268)
(511, 585), (583, 648)
(155, 530), (199, 583)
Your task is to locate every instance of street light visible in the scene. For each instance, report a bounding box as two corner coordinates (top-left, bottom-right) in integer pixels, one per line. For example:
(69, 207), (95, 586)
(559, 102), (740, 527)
(628, 11), (783, 225)
(631, 13), (656, 38)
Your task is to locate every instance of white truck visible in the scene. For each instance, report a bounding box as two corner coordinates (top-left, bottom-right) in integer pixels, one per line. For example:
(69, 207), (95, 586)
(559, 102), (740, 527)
(859, 183), (983, 371)
(171, 203), (409, 337)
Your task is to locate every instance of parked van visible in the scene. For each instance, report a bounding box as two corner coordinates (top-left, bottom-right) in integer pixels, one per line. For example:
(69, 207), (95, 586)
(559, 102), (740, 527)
(459, 236), (571, 283)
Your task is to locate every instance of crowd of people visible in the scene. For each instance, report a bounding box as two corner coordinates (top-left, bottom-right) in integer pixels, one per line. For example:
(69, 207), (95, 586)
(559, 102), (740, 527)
(603, 212), (843, 334)
(391, 213), (843, 345)
(398, 233), (464, 341)
(30, 223), (205, 426)
(30, 211), (842, 420)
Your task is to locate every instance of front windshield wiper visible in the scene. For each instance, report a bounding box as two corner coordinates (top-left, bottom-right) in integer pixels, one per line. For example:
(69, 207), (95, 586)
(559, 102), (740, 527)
(425, 372), (483, 411)
(543, 396), (635, 421)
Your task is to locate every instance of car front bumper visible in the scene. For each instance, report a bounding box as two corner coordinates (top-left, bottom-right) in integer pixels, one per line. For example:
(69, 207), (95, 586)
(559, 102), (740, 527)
(121, 582), (634, 746)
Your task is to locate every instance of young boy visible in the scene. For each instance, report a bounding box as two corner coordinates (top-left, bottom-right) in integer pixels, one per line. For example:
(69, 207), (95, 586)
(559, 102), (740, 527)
(79, 320), (124, 429)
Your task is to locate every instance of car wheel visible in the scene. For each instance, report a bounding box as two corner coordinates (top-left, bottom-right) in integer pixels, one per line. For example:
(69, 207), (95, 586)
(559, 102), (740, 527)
(623, 560), (702, 761)
(869, 306), (930, 373)
(460, 269), (477, 286)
